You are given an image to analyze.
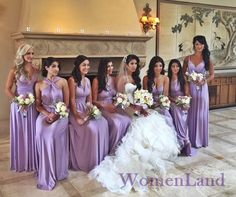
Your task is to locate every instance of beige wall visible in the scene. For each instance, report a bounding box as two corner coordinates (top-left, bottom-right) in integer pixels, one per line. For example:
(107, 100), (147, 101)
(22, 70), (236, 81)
(134, 0), (157, 79)
(18, 0), (142, 35)
(0, 0), (22, 121)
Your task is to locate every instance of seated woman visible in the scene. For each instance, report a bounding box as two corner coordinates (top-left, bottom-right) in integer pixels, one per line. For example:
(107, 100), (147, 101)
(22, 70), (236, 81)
(68, 55), (109, 172)
(143, 56), (174, 129)
(168, 59), (192, 156)
(92, 58), (131, 154)
(35, 57), (69, 190)
(89, 54), (179, 194)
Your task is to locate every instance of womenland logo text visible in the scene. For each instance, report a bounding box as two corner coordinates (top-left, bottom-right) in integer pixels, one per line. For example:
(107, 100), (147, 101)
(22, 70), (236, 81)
(119, 173), (225, 187)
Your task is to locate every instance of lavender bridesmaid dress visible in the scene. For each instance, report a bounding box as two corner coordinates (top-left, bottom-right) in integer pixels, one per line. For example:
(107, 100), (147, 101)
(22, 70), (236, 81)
(169, 80), (191, 156)
(97, 77), (131, 153)
(10, 73), (38, 172)
(152, 85), (175, 129)
(187, 59), (209, 148)
(35, 77), (68, 190)
(69, 77), (109, 172)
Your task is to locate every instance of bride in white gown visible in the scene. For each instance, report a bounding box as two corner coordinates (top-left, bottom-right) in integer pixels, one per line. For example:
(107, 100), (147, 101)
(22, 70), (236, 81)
(89, 54), (180, 194)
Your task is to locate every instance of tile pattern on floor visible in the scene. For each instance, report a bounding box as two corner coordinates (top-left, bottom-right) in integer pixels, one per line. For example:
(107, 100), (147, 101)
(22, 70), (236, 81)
(0, 107), (236, 197)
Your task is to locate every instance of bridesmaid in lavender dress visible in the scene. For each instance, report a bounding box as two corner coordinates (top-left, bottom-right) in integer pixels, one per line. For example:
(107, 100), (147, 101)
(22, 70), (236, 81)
(143, 56), (174, 128)
(5, 44), (38, 172)
(168, 59), (192, 156)
(35, 57), (69, 190)
(183, 35), (214, 148)
(68, 55), (109, 172)
(92, 58), (131, 154)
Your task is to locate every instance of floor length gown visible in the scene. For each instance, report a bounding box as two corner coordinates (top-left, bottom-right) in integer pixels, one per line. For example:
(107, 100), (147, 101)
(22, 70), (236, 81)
(10, 72), (38, 172)
(187, 58), (209, 148)
(169, 79), (191, 156)
(35, 77), (68, 190)
(97, 76), (131, 153)
(69, 77), (109, 172)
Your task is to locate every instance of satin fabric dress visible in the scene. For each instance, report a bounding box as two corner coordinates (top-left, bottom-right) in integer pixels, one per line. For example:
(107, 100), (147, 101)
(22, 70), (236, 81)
(69, 77), (109, 172)
(10, 72), (38, 172)
(187, 58), (209, 148)
(97, 76), (131, 153)
(35, 77), (69, 190)
(169, 79), (191, 156)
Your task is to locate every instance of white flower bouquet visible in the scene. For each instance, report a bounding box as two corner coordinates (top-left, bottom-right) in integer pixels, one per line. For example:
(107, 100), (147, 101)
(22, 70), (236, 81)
(54, 101), (69, 118)
(175, 96), (191, 111)
(88, 105), (102, 119)
(134, 89), (154, 107)
(113, 93), (130, 109)
(158, 95), (170, 110)
(14, 93), (35, 117)
(185, 71), (206, 90)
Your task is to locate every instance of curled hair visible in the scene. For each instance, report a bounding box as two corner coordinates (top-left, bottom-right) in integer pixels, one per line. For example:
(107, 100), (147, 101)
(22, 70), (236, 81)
(193, 35), (210, 70)
(147, 56), (165, 93)
(97, 58), (112, 93)
(71, 55), (89, 86)
(125, 54), (141, 90)
(167, 59), (185, 94)
(41, 57), (60, 77)
(14, 44), (33, 79)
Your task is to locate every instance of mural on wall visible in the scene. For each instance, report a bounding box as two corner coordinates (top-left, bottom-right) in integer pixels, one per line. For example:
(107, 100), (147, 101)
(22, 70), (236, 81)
(159, 2), (236, 69)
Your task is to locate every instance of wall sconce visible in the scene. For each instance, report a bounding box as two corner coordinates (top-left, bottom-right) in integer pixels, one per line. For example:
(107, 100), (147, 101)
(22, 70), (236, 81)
(140, 3), (160, 34)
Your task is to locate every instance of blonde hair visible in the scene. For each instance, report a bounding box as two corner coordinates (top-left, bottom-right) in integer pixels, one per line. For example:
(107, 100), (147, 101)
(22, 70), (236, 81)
(14, 44), (33, 79)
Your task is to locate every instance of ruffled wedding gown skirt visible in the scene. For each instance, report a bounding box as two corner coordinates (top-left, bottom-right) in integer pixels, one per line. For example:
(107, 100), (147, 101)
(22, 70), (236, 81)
(89, 110), (180, 194)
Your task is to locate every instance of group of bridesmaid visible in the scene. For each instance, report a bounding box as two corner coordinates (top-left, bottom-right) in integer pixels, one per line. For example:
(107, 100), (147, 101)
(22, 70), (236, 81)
(5, 35), (214, 191)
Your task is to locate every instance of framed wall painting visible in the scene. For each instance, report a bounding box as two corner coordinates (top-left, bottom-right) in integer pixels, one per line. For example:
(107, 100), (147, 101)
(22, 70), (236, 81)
(157, 0), (236, 69)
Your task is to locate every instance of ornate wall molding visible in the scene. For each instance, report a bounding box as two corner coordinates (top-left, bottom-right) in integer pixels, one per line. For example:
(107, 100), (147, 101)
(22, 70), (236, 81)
(11, 32), (152, 75)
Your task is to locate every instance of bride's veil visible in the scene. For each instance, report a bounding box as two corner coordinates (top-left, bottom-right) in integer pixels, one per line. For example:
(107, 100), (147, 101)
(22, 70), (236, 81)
(116, 55), (136, 105)
(116, 55), (129, 93)
(118, 55), (128, 79)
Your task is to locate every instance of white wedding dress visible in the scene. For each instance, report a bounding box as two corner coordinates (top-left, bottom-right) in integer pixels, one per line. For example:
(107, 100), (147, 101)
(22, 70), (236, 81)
(89, 83), (180, 194)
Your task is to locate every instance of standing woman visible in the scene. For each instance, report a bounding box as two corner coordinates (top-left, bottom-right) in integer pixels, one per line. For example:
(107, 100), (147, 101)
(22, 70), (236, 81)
(143, 56), (174, 128)
(68, 55), (109, 172)
(183, 35), (214, 148)
(5, 44), (39, 172)
(168, 59), (191, 156)
(35, 57), (69, 190)
(92, 58), (131, 154)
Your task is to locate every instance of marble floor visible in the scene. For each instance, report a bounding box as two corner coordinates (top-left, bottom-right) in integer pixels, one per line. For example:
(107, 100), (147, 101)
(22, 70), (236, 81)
(0, 107), (236, 197)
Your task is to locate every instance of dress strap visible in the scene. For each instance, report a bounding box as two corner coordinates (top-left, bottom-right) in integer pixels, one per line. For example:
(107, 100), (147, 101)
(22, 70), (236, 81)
(44, 76), (60, 88)
(188, 55), (191, 62)
(43, 77), (61, 105)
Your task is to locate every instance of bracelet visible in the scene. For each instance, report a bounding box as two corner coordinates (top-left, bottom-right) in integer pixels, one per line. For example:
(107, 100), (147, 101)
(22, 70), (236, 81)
(11, 97), (16, 103)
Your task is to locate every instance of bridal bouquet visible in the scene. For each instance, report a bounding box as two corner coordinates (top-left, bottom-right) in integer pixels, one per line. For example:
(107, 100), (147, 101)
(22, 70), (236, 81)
(134, 89), (154, 107)
(113, 93), (130, 109)
(88, 105), (102, 119)
(158, 95), (170, 110)
(54, 101), (69, 118)
(14, 93), (35, 117)
(175, 96), (191, 111)
(185, 71), (206, 90)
